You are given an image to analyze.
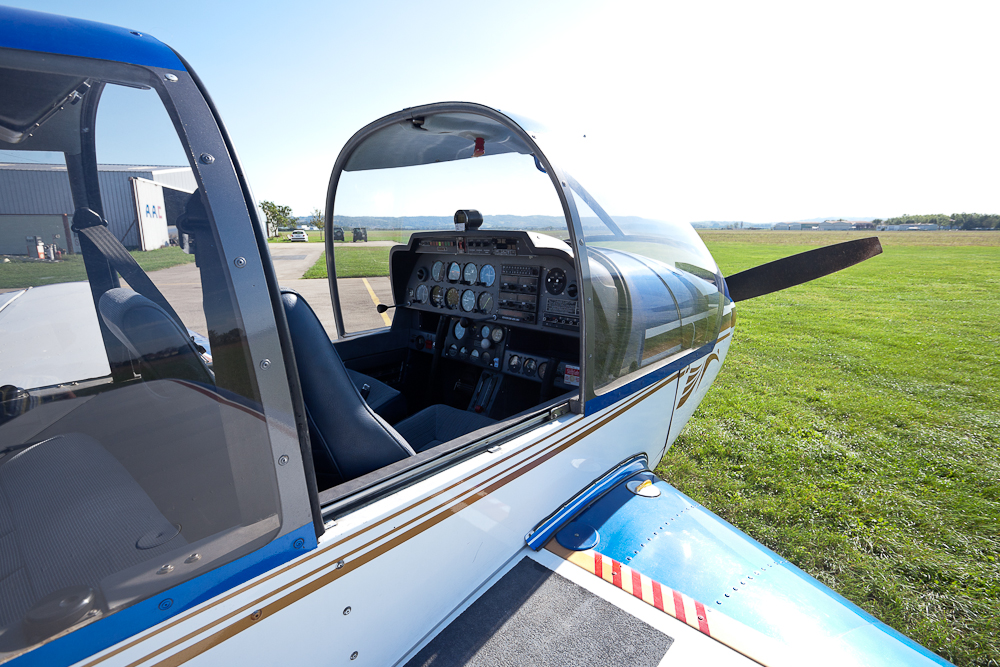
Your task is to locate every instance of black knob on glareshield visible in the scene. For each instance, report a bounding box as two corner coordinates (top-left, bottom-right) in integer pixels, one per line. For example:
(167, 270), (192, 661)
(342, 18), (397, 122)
(454, 209), (483, 230)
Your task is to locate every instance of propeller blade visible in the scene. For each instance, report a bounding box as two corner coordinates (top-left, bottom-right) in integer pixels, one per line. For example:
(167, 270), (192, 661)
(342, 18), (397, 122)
(725, 237), (883, 302)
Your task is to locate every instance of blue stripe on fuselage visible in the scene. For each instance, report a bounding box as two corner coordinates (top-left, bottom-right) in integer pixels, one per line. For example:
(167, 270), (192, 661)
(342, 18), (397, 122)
(584, 340), (716, 414)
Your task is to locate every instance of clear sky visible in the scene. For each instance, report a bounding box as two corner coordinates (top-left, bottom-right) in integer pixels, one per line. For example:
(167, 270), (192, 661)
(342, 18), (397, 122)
(5, 0), (999, 223)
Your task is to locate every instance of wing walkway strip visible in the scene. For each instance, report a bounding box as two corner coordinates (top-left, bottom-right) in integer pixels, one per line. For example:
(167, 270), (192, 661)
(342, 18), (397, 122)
(544, 542), (795, 667)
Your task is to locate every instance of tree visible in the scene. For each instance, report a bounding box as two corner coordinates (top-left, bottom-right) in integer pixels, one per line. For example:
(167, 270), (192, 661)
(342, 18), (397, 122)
(260, 201), (296, 237)
(308, 208), (325, 230)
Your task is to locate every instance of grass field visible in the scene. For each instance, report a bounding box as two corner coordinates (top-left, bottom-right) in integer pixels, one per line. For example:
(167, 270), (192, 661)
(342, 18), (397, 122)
(304, 247), (393, 279)
(302, 249), (394, 279)
(0, 247), (195, 289)
(655, 230), (999, 666)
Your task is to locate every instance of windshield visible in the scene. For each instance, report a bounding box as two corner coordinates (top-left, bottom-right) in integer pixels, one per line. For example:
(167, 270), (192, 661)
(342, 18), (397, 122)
(530, 132), (726, 397)
(331, 152), (568, 334)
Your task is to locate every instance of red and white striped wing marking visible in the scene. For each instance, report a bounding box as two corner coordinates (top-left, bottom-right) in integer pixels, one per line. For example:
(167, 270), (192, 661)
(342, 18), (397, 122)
(546, 543), (795, 667)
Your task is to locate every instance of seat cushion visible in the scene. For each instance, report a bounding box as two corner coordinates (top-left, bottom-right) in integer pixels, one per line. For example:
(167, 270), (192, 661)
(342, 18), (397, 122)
(346, 369), (405, 424)
(393, 404), (496, 453)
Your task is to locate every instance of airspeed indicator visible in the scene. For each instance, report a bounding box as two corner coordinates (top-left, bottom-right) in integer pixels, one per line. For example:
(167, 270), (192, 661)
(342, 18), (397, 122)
(478, 292), (494, 313)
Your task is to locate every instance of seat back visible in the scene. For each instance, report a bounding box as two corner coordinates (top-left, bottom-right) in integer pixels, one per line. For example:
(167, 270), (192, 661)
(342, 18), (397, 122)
(99, 288), (213, 385)
(280, 289), (413, 484)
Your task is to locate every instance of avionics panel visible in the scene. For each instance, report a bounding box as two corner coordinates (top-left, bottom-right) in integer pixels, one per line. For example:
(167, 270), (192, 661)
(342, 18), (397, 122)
(400, 231), (581, 335)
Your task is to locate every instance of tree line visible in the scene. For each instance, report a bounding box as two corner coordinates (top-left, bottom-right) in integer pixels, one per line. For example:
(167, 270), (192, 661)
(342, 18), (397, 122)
(259, 201), (324, 237)
(872, 213), (1000, 230)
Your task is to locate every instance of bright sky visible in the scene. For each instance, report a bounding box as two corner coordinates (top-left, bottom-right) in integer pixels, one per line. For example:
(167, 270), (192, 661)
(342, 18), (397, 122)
(7, 0), (999, 223)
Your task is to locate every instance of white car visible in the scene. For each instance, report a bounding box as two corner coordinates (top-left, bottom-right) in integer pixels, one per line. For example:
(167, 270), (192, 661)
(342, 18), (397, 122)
(289, 229), (308, 241)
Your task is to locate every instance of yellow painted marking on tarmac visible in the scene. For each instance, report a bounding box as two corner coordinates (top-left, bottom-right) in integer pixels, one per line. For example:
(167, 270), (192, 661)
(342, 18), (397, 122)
(362, 277), (392, 326)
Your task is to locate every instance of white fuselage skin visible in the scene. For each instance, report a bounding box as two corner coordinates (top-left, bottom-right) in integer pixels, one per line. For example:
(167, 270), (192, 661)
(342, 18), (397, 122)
(80, 328), (733, 667)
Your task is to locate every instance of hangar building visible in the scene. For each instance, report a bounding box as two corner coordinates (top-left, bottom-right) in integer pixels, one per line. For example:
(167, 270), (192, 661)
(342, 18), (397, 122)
(0, 163), (195, 255)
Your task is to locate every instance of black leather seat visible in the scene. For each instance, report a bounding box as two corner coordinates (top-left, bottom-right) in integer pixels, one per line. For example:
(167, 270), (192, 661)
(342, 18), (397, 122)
(99, 288), (213, 384)
(280, 290), (495, 484)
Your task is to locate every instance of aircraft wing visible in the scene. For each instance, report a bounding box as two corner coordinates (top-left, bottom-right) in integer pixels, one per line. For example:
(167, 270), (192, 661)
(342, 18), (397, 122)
(403, 466), (952, 667)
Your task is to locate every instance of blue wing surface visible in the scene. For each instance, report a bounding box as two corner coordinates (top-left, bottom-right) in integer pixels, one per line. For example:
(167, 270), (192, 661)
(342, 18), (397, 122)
(552, 473), (953, 667)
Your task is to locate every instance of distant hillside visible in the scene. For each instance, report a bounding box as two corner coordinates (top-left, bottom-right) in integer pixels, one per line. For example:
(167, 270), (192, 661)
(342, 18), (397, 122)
(329, 214), (665, 232)
(691, 221), (772, 229)
(798, 216), (874, 223)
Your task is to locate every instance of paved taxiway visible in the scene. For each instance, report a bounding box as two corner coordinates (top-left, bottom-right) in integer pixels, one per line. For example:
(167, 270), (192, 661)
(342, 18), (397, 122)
(147, 243), (395, 340)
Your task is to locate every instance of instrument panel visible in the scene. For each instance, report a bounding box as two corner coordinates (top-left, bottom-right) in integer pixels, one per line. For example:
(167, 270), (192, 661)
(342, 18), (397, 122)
(401, 231), (581, 333)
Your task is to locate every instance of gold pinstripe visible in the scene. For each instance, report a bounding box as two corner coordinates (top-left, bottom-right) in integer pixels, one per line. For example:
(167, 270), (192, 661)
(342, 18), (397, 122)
(82, 373), (681, 667)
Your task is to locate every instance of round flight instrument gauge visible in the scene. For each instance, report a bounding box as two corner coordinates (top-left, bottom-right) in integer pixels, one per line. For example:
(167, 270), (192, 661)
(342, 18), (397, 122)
(454, 321), (467, 339)
(415, 284), (429, 303)
(523, 358), (537, 376)
(431, 261), (445, 282)
(464, 263), (478, 284)
(490, 327), (504, 343)
(480, 325), (491, 339)
(508, 355), (521, 373)
(470, 349), (481, 361)
(445, 288), (460, 309)
(448, 262), (462, 281)
(448, 344), (458, 357)
(478, 292), (494, 313)
(537, 361), (548, 379)
(459, 347), (468, 357)
(479, 264), (496, 287)
(461, 289), (476, 312)
(545, 267), (567, 295)
(430, 286), (444, 307)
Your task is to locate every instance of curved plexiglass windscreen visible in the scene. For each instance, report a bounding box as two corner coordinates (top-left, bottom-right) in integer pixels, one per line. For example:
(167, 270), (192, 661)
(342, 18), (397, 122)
(332, 149), (568, 335)
(577, 189), (724, 392)
(539, 134), (726, 394)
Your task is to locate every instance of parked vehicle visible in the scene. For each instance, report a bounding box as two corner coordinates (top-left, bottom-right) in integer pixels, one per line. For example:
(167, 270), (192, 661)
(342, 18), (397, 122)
(332, 226), (345, 241)
(351, 226), (367, 242)
(289, 229), (308, 242)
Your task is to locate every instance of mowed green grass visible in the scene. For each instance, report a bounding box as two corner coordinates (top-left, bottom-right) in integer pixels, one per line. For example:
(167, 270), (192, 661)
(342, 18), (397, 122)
(303, 248), (393, 279)
(656, 231), (999, 666)
(0, 247), (195, 289)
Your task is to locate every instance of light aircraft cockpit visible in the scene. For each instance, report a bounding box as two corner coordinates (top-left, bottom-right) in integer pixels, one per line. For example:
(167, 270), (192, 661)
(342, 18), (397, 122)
(1, 10), (919, 666)
(302, 103), (731, 500)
